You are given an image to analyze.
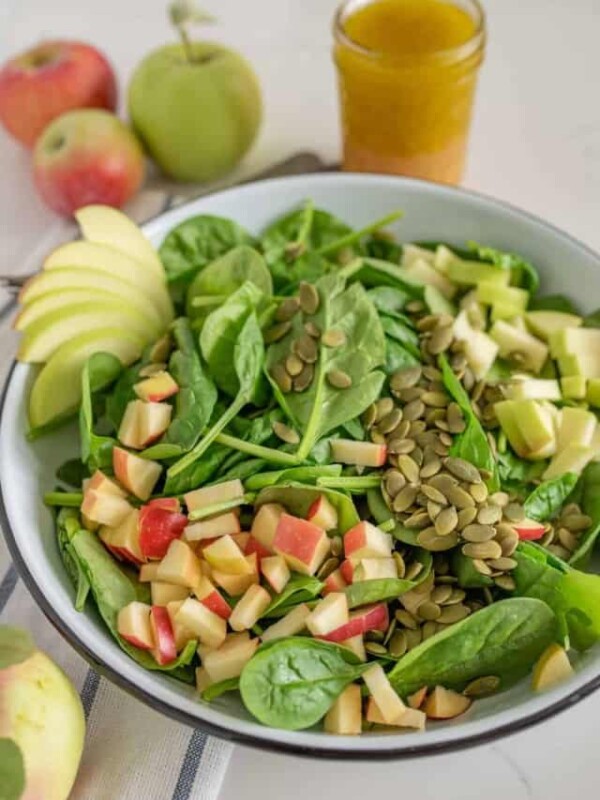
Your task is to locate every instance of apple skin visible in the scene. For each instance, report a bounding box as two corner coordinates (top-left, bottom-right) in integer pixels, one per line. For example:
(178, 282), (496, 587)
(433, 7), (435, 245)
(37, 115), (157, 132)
(33, 109), (145, 216)
(128, 42), (261, 182)
(0, 39), (117, 147)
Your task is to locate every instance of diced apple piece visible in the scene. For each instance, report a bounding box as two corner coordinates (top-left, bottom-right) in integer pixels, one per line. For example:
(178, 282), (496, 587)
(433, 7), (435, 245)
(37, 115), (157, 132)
(363, 664), (406, 724)
(494, 400), (530, 459)
(260, 555), (291, 593)
(139, 504), (188, 560)
(532, 643), (574, 691)
(175, 597), (227, 648)
(321, 603), (389, 643)
(166, 599), (196, 651)
(202, 634), (259, 683)
(408, 686), (428, 710)
(183, 512), (241, 542)
(231, 532), (250, 552)
(139, 563), (160, 582)
(424, 686), (471, 720)
(117, 601), (153, 650)
(323, 568), (348, 596)
(112, 447), (162, 500)
(184, 480), (244, 513)
(250, 503), (285, 553)
(203, 535), (252, 575)
(324, 684), (362, 735)
(463, 330), (499, 380)
(118, 399), (145, 449)
(156, 539), (201, 588)
(402, 243), (436, 268)
(354, 557), (397, 582)
(476, 281), (528, 310)
(196, 667), (212, 693)
(261, 604), (311, 643)
(341, 635), (366, 662)
(86, 469), (126, 497)
(229, 585), (271, 632)
(557, 352), (600, 379)
(557, 407), (597, 453)
(99, 508), (144, 565)
(505, 379), (561, 402)
(339, 558), (358, 585)
(526, 310), (582, 342)
(587, 378), (600, 408)
(307, 495), (339, 531)
(512, 400), (556, 456)
(245, 535), (273, 561)
(82, 489), (132, 527)
(149, 606), (177, 666)
(134, 370), (179, 402)
(511, 518), (545, 541)
(147, 496), (181, 513)
(404, 258), (456, 300)
(367, 699), (427, 730)
(330, 439), (387, 467)
(81, 512), (99, 533)
(344, 521), (392, 559)
(306, 593), (349, 637)
(490, 320), (548, 374)
(193, 576), (232, 620)
(550, 327), (600, 359)
(151, 582), (190, 605)
(138, 401), (172, 447)
(273, 513), (330, 576)
(445, 253), (510, 286)
(543, 444), (595, 480)
(212, 559), (258, 597)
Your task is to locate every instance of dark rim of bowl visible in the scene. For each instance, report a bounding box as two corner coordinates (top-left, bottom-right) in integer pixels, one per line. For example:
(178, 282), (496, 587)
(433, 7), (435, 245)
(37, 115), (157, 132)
(3, 173), (600, 760)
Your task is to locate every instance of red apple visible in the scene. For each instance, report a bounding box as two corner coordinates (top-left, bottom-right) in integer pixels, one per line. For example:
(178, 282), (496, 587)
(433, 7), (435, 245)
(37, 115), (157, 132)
(319, 603), (389, 643)
(137, 400), (172, 446)
(354, 557), (397, 581)
(150, 582), (189, 606)
(330, 439), (387, 467)
(212, 555), (258, 597)
(513, 518), (546, 541)
(155, 539), (202, 588)
(81, 489), (132, 527)
(193, 577), (232, 620)
(307, 494), (339, 531)
(99, 509), (144, 565)
(339, 558), (358, 585)
(306, 593), (349, 636)
(250, 503), (284, 553)
(273, 513), (330, 576)
(85, 469), (126, 498)
(113, 446), (162, 501)
(203, 535), (252, 575)
(260, 555), (291, 593)
(244, 535), (272, 562)
(117, 601), (153, 650)
(228, 585), (271, 632)
(134, 371), (179, 403)
(149, 606), (177, 665)
(0, 40), (117, 148)
(33, 109), (145, 216)
(344, 521), (393, 559)
(184, 479), (244, 513)
(322, 568), (348, 596)
(201, 634), (259, 683)
(183, 511), (241, 542)
(139, 504), (188, 560)
(174, 597), (227, 648)
(147, 497), (181, 513)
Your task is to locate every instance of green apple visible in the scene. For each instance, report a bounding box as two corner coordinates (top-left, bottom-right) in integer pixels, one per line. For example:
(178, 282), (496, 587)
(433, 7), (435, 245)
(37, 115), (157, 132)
(494, 400), (530, 458)
(586, 378), (600, 408)
(560, 375), (586, 399)
(128, 5), (261, 182)
(444, 254), (510, 287)
(489, 320), (549, 373)
(543, 444), (595, 480)
(556, 406), (596, 453)
(512, 400), (557, 456)
(476, 281), (529, 312)
(525, 310), (582, 342)
(403, 259), (456, 300)
(505, 378), (561, 401)
(14, 288), (138, 331)
(29, 327), (143, 428)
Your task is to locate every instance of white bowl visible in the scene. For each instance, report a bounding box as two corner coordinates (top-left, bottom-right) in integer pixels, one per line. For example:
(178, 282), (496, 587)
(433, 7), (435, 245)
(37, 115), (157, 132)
(3, 173), (600, 759)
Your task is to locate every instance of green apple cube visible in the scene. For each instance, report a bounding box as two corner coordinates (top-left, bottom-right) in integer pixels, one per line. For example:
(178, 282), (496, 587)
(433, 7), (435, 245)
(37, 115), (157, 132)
(586, 378), (600, 408)
(446, 256), (511, 287)
(558, 352), (600, 379)
(476, 281), (528, 310)
(525, 310), (582, 342)
(491, 302), (525, 322)
(561, 375), (587, 399)
(489, 321), (549, 374)
(557, 407), (597, 453)
(506, 378), (561, 401)
(549, 328), (600, 359)
(14, 288), (136, 331)
(404, 259), (456, 300)
(512, 400), (557, 456)
(463, 330), (499, 380)
(402, 244), (436, 269)
(494, 400), (530, 458)
(543, 444), (595, 480)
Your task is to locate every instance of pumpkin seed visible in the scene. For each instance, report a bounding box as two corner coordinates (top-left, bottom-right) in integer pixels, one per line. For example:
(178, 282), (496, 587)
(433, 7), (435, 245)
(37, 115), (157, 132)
(421, 484), (448, 506)
(393, 485), (419, 513)
(264, 321), (292, 343)
(304, 321), (321, 339)
(385, 470), (407, 498)
(411, 446), (424, 467)
(463, 676), (501, 697)
(431, 585), (453, 605)
(383, 618), (397, 646)
(404, 510), (431, 529)
(422, 391), (450, 409)
(418, 600), (441, 621)
(370, 429), (386, 445)
(375, 397), (395, 421)
(409, 420), (427, 437)
(299, 281), (320, 315)
(292, 334), (318, 363)
(427, 324), (454, 354)
(388, 438), (416, 455)
(317, 557), (340, 580)
(548, 544), (571, 560)
(271, 362), (292, 393)
(462, 523), (497, 543)
(330, 536), (343, 557)
(321, 328), (347, 348)
(434, 419), (450, 433)
(272, 421), (300, 444)
(489, 491), (510, 508)
(421, 620), (439, 640)
(403, 399), (426, 421)
(327, 369), (353, 389)
(445, 588), (466, 605)
(366, 630), (385, 643)
(405, 628), (423, 650)
(456, 506), (478, 530)
(426, 408), (446, 426)
(487, 556), (518, 571)
(561, 502), (581, 517)
(393, 552), (406, 578)
(495, 574), (516, 591)
(477, 504), (503, 525)
(417, 528), (459, 551)
(503, 502), (525, 523)
(365, 642), (388, 656)
(404, 561), (424, 581)
(293, 364), (314, 392)
(379, 408), (403, 434)
(434, 506), (458, 536)
(557, 527), (578, 551)
(462, 540), (503, 560)
(389, 630), (408, 658)
(416, 315), (440, 332)
(445, 457), (482, 484)
(561, 513), (593, 532)
(427, 500), (443, 519)
(275, 296), (300, 321)
(420, 457), (442, 479)
(482, 587), (494, 606)
(397, 454), (420, 484)
(285, 353), (304, 377)
(469, 482), (489, 504)
(427, 473), (458, 495)
(446, 403), (466, 434)
(395, 609), (418, 629)
(406, 299), (426, 314)
(438, 604), (470, 624)
(362, 404), (377, 429)
(498, 532), (519, 557)
(444, 484), (476, 509)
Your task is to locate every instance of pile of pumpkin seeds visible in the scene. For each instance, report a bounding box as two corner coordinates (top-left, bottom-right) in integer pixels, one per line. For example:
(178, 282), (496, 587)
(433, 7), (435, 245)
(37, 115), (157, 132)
(537, 502), (592, 560)
(266, 282), (353, 395)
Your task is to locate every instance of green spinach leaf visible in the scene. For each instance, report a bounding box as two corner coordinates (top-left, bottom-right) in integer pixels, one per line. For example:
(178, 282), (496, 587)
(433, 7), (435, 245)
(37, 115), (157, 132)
(468, 242), (540, 294)
(583, 309), (600, 329)
(529, 295), (580, 314)
(570, 462), (600, 567)
(451, 550), (494, 588)
(201, 677), (240, 702)
(56, 507), (91, 611)
(345, 551), (432, 608)
(523, 473), (579, 521)
(366, 488), (419, 545)
(79, 352), (122, 471)
(245, 464), (343, 492)
(0, 738), (25, 800)
(56, 458), (89, 488)
(262, 574), (324, 618)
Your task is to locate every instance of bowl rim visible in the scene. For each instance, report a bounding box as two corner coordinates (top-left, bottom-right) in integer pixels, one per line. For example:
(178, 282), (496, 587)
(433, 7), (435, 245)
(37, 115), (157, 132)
(3, 171), (600, 760)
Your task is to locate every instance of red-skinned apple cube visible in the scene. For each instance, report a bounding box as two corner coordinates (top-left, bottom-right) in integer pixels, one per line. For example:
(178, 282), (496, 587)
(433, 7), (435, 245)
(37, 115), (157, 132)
(323, 568), (348, 596)
(193, 577), (232, 620)
(330, 439), (387, 467)
(166, 600), (195, 651)
(320, 603), (389, 643)
(99, 508), (144, 565)
(134, 370), (179, 402)
(341, 635), (366, 662)
(261, 604), (311, 643)
(324, 684), (362, 735)
(118, 400), (145, 449)
(149, 606), (177, 666)
(250, 503), (284, 553)
(339, 558), (358, 585)
(202, 635), (259, 683)
(183, 511), (241, 542)
(112, 446), (162, 500)
(229, 585), (271, 632)
(98, 527), (124, 560)
(138, 401), (172, 447)
(184, 479), (244, 513)
(203, 535), (252, 575)
(273, 513), (330, 575)
(244, 535), (272, 562)
(366, 698), (425, 729)
(139, 563), (160, 582)
(307, 495), (338, 531)
(117, 601), (153, 650)
(363, 664), (406, 724)
(82, 489), (132, 527)
(231, 532), (250, 552)
(306, 593), (349, 637)
(354, 557), (397, 582)
(156, 539), (201, 588)
(175, 598), (227, 648)
(147, 497), (181, 513)
(514, 518), (546, 541)
(86, 469), (126, 497)
(150, 582), (189, 606)
(260, 555), (291, 593)
(212, 555), (258, 596)
(344, 521), (392, 559)
(139, 505), (188, 560)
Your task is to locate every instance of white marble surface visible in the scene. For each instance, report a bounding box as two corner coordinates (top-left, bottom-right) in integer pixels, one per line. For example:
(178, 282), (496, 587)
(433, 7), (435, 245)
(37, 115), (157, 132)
(1, 0), (600, 796)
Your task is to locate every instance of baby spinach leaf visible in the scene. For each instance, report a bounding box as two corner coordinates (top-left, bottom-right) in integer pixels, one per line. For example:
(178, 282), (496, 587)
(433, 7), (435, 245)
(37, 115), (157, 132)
(56, 507), (91, 611)
(159, 214), (253, 295)
(79, 353), (122, 471)
(0, 626), (35, 670)
(497, 448), (546, 488)
(451, 550), (494, 588)
(245, 464), (343, 492)
(523, 473), (579, 521)
(468, 242), (540, 294)
(142, 318), (217, 460)
(345, 552), (432, 608)
(384, 338), (421, 376)
(367, 286), (411, 316)
(379, 314), (420, 358)
(529, 295), (580, 314)
(56, 458), (89, 489)
(354, 257), (425, 296)
(570, 462), (600, 567)
(262, 575), (324, 618)
(0, 738), (25, 800)
(366, 488), (419, 545)
(583, 309), (600, 329)
(266, 271), (386, 459)
(239, 637), (368, 730)
(316, 211), (403, 258)
(439, 354), (500, 491)
(256, 482), (360, 533)
(365, 235), (402, 263)
(201, 677), (240, 702)
(389, 598), (558, 697)
(261, 206), (354, 265)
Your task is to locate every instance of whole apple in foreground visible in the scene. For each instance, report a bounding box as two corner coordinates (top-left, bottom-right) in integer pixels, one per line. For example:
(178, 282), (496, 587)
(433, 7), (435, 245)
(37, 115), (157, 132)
(0, 40), (117, 148)
(0, 626), (85, 800)
(33, 109), (145, 216)
(128, 2), (262, 182)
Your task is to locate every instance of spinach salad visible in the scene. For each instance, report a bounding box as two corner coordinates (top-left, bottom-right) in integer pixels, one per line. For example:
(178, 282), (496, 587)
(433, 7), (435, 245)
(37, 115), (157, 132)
(42, 200), (600, 734)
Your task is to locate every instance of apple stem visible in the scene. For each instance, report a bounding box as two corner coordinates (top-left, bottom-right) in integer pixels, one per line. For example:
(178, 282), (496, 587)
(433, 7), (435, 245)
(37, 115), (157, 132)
(169, 0), (216, 64)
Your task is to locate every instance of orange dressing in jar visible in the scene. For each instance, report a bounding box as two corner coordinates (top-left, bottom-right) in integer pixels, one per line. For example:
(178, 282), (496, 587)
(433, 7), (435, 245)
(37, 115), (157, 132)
(333, 0), (485, 184)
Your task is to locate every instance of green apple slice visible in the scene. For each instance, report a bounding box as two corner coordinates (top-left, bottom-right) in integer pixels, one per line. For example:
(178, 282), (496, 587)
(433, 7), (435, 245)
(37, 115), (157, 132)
(489, 320), (549, 373)
(75, 205), (164, 278)
(557, 407), (596, 453)
(513, 400), (557, 455)
(14, 288), (151, 331)
(505, 378), (561, 401)
(526, 310), (582, 342)
(44, 240), (173, 323)
(586, 378), (600, 408)
(403, 259), (456, 300)
(18, 300), (160, 363)
(560, 375), (586, 399)
(29, 327), (144, 428)
(494, 400), (530, 458)
(543, 444), (595, 480)
(476, 282), (529, 311)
